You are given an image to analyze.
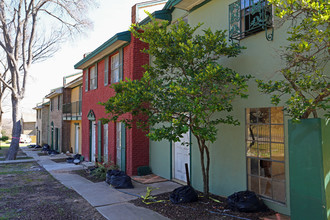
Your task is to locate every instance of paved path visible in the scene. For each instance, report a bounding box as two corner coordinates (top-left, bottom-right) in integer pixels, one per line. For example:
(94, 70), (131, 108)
(21, 147), (181, 220)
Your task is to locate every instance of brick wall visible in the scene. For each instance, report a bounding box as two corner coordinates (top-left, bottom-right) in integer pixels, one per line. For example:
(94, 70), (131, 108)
(62, 88), (72, 152)
(81, 33), (149, 175)
(49, 94), (63, 152)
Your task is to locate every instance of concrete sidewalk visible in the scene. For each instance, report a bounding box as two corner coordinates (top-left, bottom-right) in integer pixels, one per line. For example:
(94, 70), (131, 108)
(21, 147), (181, 220)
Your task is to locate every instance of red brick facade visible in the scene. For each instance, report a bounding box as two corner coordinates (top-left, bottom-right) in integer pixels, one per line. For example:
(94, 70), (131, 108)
(81, 33), (149, 176)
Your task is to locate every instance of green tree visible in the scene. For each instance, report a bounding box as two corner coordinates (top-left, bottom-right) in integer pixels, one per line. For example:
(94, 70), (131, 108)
(101, 18), (251, 195)
(257, 0), (329, 121)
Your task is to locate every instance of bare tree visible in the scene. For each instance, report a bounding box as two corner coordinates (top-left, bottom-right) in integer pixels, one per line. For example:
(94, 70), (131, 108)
(0, 58), (11, 132)
(0, 0), (94, 160)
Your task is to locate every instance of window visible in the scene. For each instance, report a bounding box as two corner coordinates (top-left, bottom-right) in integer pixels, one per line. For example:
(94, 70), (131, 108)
(85, 69), (89, 92)
(50, 98), (54, 111)
(111, 49), (123, 84)
(111, 53), (120, 83)
(104, 57), (109, 86)
(90, 65), (98, 90)
(246, 107), (285, 203)
(229, 0), (273, 41)
(57, 95), (60, 110)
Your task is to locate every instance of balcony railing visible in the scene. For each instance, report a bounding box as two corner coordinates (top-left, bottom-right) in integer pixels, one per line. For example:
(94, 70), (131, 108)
(63, 101), (82, 120)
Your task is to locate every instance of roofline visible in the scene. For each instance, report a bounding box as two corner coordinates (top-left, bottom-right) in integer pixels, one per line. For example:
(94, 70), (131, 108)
(45, 87), (63, 99)
(163, 0), (182, 9)
(74, 31), (131, 69)
(163, 0), (211, 11)
(139, 9), (172, 26)
(65, 75), (83, 89)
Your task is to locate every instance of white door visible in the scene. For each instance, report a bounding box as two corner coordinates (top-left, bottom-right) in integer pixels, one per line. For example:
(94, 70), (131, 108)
(116, 122), (121, 169)
(173, 131), (190, 182)
(75, 125), (79, 154)
(91, 122), (96, 162)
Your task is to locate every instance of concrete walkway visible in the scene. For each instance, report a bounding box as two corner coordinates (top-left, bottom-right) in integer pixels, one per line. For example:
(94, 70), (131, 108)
(21, 147), (181, 220)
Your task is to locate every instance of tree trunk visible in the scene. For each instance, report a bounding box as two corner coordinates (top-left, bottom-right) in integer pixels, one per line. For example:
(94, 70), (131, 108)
(0, 102), (2, 133)
(197, 135), (210, 196)
(5, 95), (21, 160)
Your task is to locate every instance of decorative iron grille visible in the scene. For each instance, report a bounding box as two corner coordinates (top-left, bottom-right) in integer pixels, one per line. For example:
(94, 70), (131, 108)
(229, 0), (273, 41)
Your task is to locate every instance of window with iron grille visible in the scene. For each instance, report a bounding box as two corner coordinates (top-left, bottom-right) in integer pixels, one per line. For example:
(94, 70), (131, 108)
(229, 0), (273, 41)
(246, 107), (286, 203)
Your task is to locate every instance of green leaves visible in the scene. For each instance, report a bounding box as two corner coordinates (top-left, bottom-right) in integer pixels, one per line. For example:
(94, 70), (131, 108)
(257, 0), (329, 121)
(101, 17), (250, 143)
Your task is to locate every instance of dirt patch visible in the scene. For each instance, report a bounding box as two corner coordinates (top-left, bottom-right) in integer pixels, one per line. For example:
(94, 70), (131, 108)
(0, 147), (27, 158)
(50, 158), (67, 163)
(71, 169), (106, 183)
(37, 152), (49, 156)
(0, 156), (33, 161)
(130, 191), (276, 220)
(0, 162), (106, 219)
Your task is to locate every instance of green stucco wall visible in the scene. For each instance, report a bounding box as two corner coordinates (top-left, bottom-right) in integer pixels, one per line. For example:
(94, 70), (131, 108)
(148, 0), (306, 216)
(150, 139), (172, 179)
(289, 119), (329, 220)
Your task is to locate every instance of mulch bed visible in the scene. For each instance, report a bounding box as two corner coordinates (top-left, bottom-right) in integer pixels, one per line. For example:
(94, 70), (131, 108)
(50, 158), (68, 163)
(130, 191), (276, 220)
(71, 169), (106, 183)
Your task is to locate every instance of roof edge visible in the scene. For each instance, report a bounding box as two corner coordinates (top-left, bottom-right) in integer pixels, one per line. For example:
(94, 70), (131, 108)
(163, 0), (182, 9)
(139, 9), (172, 26)
(74, 31), (131, 69)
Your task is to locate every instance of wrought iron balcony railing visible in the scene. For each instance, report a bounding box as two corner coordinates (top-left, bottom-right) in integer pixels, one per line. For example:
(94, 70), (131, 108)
(229, 0), (273, 41)
(63, 101), (82, 120)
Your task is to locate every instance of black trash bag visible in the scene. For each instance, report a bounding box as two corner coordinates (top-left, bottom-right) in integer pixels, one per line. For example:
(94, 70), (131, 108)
(34, 145), (42, 149)
(226, 190), (268, 213)
(66, 157), (74, 163)
(74, 154), (81, 160)
(169, 185), (198, 204)
(106, 170), (134, 189)
(106, 170), (116, 184)
(28, 144), (36, 148)
(42, 144), (50, 152)
(48, 150), (59, 155)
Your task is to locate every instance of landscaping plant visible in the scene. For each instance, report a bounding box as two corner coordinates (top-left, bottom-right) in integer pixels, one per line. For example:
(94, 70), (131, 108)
(101, 17), (250, 195)
(91, 157), (118, 181)
(257, 0), (329, 121)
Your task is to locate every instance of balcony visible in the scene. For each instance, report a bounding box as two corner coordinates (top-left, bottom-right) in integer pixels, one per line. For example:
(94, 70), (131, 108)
(63, 101), (82, 121)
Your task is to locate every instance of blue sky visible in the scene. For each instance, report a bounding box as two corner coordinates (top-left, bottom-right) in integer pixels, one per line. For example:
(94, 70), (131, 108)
(16, 0), (148, 117)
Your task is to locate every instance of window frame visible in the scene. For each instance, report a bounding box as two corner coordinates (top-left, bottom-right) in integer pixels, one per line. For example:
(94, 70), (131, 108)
(85, 68), (89, 92)
(111, 53), (120, 84)
(111, 49), (123, 84)
(57, 95), (60, 110)
(89, 64), (98, 90)
(50, 98), (54, 112)
(104, 56), (109, 86)
(245, 107), (286, 204)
